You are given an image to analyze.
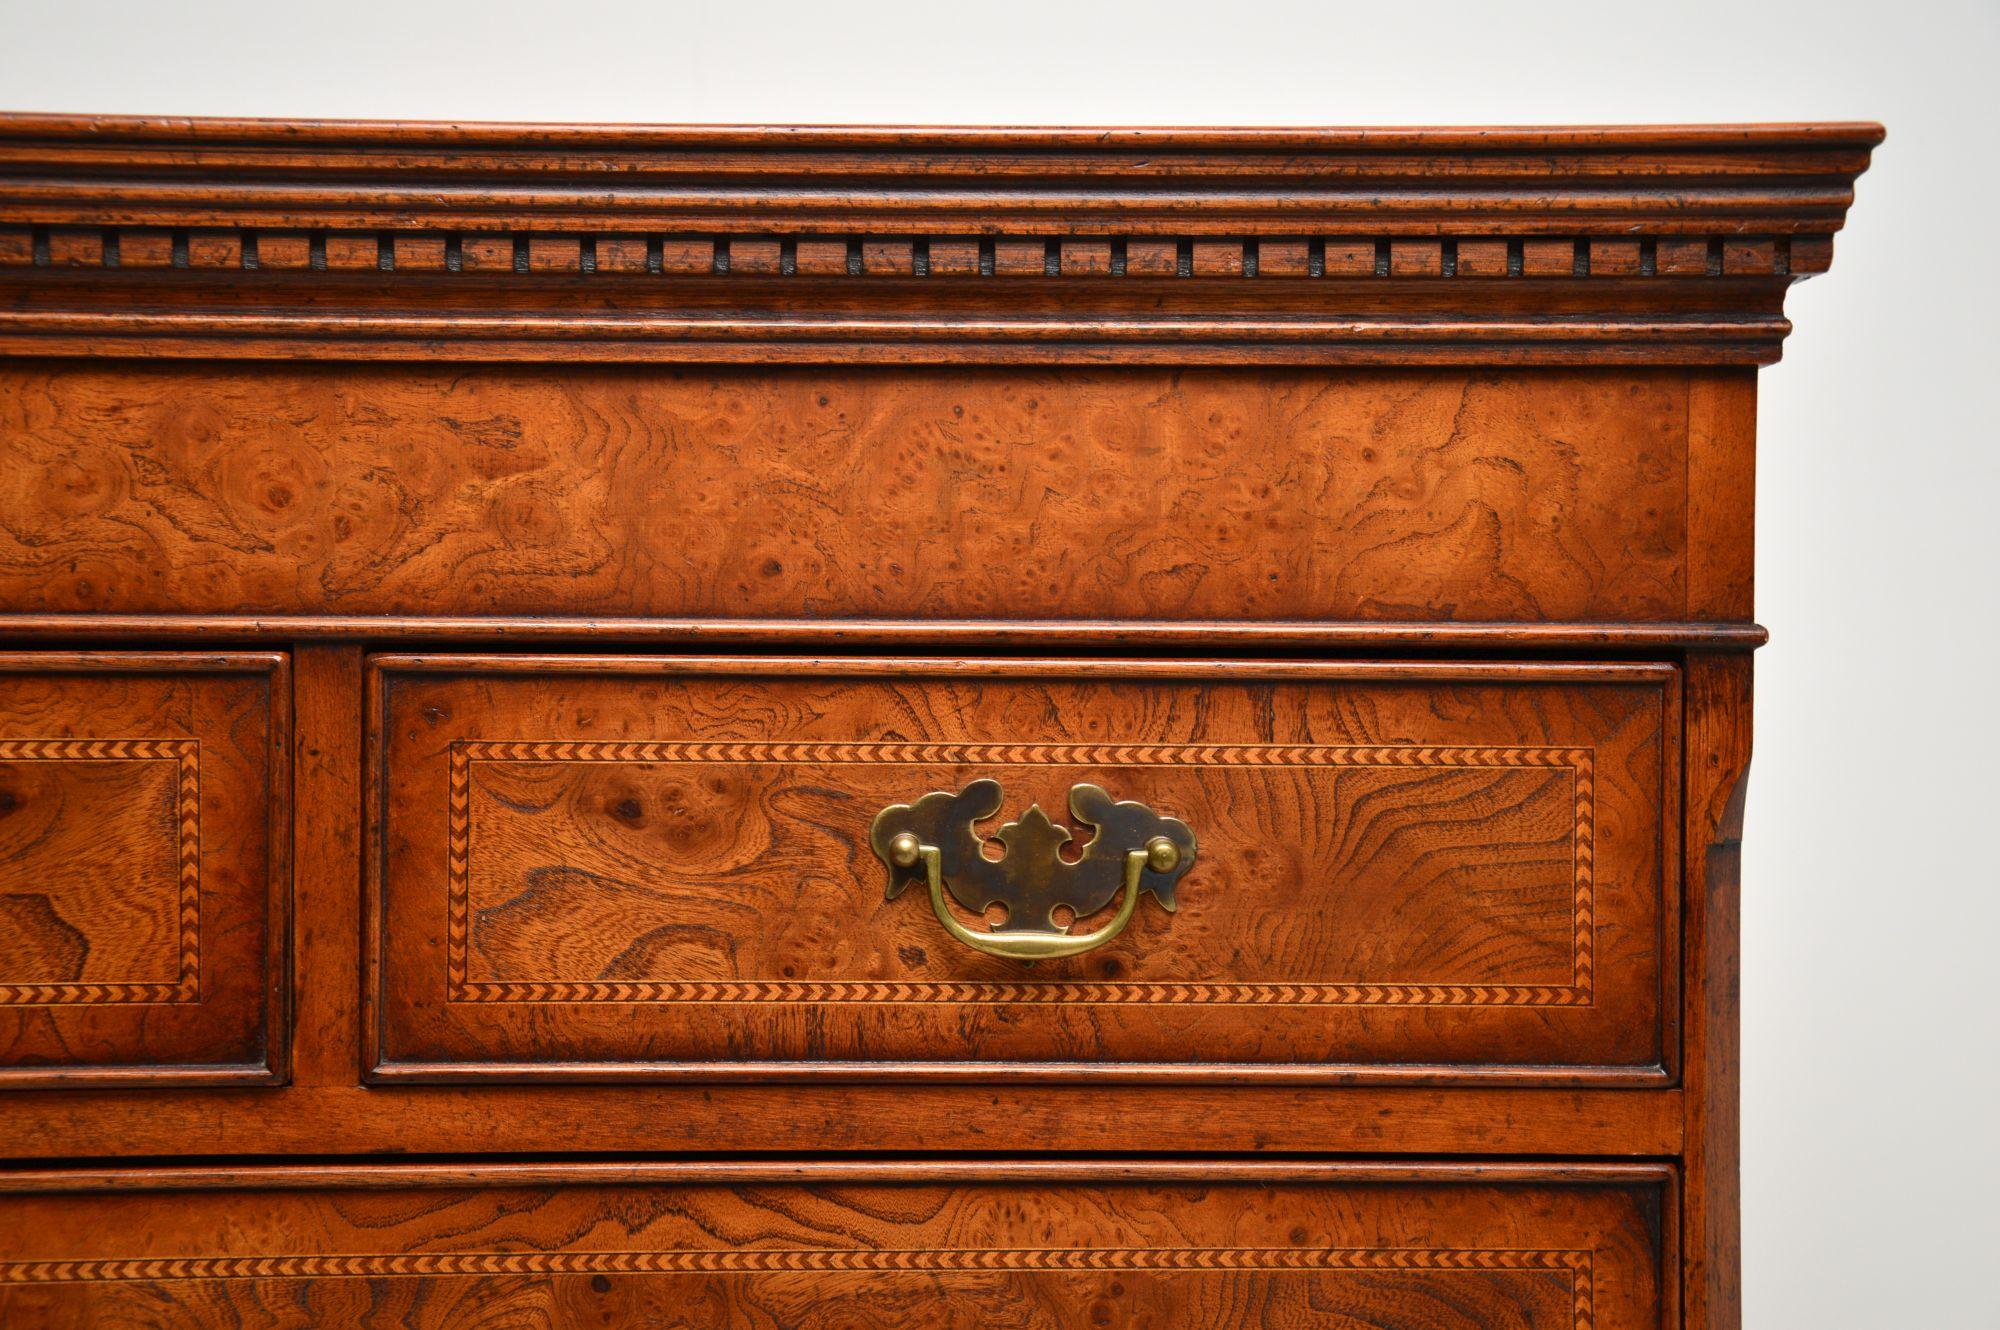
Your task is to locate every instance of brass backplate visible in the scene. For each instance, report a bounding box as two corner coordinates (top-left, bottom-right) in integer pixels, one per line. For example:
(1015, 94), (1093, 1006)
(869, 779), (1197, 933)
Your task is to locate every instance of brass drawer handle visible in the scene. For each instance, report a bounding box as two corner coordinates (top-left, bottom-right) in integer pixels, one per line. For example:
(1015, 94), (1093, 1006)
(870, 780), (1196, 961)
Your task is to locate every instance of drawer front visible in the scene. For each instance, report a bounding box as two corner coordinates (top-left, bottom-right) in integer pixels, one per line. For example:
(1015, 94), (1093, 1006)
(0, 653), (287, 1086)
(371, 656), (1674, 1082)
(1, 363), (1697, 624)
(0, 1163), (1670, 1330)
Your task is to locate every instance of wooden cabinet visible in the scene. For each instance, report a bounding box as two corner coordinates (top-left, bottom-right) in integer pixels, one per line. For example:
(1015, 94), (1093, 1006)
(0, 114), (1879, 1329)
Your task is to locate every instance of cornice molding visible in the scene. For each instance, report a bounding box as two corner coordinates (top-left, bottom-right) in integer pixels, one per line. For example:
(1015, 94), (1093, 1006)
(0, 116), (1881, 365)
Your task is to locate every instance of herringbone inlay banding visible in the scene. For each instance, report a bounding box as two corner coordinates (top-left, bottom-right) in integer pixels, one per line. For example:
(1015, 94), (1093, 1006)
(0, 1243), (1592, 1324)
(444, 740), (1594, 1008)
(0, 738), (200, 1007)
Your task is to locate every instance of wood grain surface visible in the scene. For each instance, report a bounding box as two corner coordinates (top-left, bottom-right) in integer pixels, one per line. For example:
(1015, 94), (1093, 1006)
(0, 363), (1695, 623)
(0, 1082), (1683, 1160)
(1682, 654), (1754, 1330)
(0, 653), (288, 1087)
(0, 1162), (1670, 1330)
(0, 113), (1877, 1330)
(371, 657), (1675, 1081)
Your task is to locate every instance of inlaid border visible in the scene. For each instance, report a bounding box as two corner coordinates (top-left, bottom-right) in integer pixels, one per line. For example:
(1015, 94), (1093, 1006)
(444, 740), (1594, 1008)
(0, 1244), (1593, 1325)
(0, 738), (200, 1006)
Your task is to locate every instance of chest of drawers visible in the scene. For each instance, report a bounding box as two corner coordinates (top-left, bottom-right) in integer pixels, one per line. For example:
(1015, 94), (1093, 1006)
(0, 115), (1876, 1328)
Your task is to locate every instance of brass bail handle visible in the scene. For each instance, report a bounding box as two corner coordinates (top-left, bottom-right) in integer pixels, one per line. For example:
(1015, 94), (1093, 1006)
(870, 780), (1197, 963)
(886, 831), (1181, 961)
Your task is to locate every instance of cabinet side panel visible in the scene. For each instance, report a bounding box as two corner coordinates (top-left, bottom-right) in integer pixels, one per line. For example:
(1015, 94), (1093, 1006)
(1683, 653), (1751, 1330)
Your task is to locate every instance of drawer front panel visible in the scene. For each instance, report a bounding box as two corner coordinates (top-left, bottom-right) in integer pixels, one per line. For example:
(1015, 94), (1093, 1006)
(0, 1164), (1670, 1330)
(0, 653), (288, 1086)
(371, 657), (1674, 1082)
(1, 363), (1695, 623)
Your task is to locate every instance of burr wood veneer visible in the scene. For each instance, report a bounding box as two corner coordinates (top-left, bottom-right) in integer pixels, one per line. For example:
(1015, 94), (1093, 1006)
(369, 656), (1676, 1083)
(0, 115), (1877, 1329)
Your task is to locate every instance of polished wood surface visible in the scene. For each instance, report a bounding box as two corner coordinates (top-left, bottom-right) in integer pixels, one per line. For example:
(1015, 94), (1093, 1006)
(371, 656), (1674, 1082)
(0, 1082), (1683, 1159)
(0, 652), (288, 1086)
(0, 115), (1879, 1329)
(0, 117), (1880, 365)
(1, 364), (1700, 623)
(0, 1162), (1670, 1330)
(1681, 653), (1753, 1330)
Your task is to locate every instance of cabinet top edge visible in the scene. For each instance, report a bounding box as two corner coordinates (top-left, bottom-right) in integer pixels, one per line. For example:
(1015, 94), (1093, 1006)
(0, 115), (1878, 366)
(0, 113), (1886, 155)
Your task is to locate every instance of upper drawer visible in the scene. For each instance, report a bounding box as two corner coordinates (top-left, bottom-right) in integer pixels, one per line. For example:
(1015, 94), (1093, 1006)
(369, 656), (1676, 1083)
(0, 652), (288, 1087)
(0, 363), (1732, 624)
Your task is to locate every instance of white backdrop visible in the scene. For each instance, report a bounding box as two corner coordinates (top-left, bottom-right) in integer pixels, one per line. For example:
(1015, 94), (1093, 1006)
(3, 2), (1995, 1323)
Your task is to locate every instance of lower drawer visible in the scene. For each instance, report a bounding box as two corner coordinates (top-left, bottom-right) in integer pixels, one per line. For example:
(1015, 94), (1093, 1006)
(0, 1162), (1671, 1329)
